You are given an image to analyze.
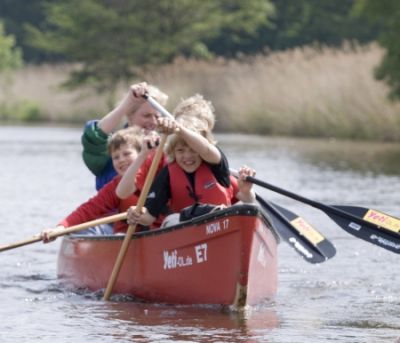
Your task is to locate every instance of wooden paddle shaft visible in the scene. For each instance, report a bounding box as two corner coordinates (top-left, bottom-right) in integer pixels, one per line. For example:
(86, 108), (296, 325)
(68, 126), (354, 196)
(103, 133), (168, 300)
(0, 212), (127, 253)
(103, 94), (177, 300)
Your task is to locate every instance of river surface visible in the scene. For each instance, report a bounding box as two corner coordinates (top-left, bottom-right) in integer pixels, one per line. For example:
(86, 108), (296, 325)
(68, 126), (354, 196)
(0, 125), (399, 343)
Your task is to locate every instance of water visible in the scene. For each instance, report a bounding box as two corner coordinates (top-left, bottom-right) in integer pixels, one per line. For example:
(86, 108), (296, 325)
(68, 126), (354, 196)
(0, 125), (399, 342)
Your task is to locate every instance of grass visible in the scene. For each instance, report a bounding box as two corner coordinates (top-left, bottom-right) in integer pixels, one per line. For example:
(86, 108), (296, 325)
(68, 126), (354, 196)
(1, 43), (400, 141)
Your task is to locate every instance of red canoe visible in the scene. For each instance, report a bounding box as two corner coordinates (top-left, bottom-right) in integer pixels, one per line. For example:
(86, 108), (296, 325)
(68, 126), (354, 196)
(57, 204), (279, 308)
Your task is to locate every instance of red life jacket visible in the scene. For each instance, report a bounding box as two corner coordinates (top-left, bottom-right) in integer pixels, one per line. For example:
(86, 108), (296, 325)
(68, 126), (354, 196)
(114, 191), (140, 234)
(168, 162), (236, 213)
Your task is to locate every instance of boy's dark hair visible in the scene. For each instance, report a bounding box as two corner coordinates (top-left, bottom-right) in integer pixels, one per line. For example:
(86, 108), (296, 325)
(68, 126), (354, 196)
(108, 127), (143, 154)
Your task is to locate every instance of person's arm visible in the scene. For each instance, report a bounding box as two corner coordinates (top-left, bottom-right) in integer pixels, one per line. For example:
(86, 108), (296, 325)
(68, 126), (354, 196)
(62, 179), (120, 225)
(235, 166), (256, 203)
(43, 178), (119, 241)
(41, 179), (120, 243)
(116, 132), (160, 199)
(208, 147), (231, 187)
(179, 125), (221, 164)
(81, 120), (111, 176)
(116, 151), (148, 199)
(158, 118), (221, 164)
(98, 83), (148, 134)
(135, 151), (167, 192)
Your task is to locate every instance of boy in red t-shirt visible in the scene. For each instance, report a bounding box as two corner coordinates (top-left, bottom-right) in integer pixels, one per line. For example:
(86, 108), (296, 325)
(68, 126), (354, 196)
(41, 126), (154, 242)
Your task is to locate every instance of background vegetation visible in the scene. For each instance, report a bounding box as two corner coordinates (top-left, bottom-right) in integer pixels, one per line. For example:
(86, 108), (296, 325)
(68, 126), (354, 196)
(0, 0), (400, 141)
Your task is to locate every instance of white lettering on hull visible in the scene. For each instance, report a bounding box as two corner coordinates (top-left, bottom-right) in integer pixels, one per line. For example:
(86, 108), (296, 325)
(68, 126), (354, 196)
(205, 219), (230, 235)
(195, 243), (208, 263)
(206, 222), (221, 235)
(162, 244), (209, 270)
(163, 249), (193, 270)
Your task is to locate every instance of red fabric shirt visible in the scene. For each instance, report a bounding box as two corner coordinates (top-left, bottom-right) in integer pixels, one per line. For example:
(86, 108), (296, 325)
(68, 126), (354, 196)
(59, 176), (138, 233)
(135, 151), (167, 191)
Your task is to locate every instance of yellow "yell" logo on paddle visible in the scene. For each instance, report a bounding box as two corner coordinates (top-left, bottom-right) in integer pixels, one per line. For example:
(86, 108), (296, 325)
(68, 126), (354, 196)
(291, 217), (324, 245)
(364, 209), (400, 233)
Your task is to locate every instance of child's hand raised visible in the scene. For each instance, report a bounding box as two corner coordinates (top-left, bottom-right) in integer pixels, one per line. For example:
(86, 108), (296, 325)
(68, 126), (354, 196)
(142, 131), (160, 153)
(130, 82), (149, 100)
(157, 117), (180, 134)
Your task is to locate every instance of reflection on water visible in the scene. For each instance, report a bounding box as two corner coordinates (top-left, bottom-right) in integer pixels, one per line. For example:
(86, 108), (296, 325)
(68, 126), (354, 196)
(96, 301), (279, 342)
(220, 134), (400, 176)
(0, 126), (399, 343)
(294, 138), (400, 176)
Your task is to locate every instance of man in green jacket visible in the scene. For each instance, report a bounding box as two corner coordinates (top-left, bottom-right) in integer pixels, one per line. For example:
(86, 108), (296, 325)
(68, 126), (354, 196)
(81, 82), (168, 190)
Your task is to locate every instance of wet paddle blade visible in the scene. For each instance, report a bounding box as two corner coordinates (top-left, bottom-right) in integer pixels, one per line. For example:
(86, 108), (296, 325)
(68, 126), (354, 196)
(243, 173), (400, 254)
(256, 194), (335, 264)
(271, 202), (336, 259)
(329, 205), (400, 254)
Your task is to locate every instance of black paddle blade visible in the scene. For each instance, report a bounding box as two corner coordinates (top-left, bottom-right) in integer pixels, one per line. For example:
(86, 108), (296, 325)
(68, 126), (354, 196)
(256, 195), (335, 264)
(242, 172), (400, 254)
(271, 202), (336, 259)
(329, 205), (400, 254)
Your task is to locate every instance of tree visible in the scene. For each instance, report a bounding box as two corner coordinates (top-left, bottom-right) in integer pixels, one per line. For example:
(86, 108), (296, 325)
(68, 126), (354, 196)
(204, 0), (275, 57)
(260, 0), (378, 52)
(26, 0), (273, 104)
(0, 21), (22, 72)
(0, 0), (62, 63)
(356, 0), (400, 100)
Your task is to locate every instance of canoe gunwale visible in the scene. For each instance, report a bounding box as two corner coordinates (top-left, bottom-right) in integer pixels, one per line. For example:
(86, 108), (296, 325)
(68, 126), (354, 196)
(68, 203), (279, 243)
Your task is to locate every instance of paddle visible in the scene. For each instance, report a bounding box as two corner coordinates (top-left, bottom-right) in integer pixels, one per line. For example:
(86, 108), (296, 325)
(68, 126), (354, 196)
(103, 94), (170, 300)
(0, 212), (127, 253)
(230, 169), (335, 263)
(257, 195), (336, 263)
(243, 175), (400, 254)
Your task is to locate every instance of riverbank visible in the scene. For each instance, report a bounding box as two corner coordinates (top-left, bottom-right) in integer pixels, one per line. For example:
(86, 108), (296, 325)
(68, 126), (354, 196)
(1, 43), (400, 141)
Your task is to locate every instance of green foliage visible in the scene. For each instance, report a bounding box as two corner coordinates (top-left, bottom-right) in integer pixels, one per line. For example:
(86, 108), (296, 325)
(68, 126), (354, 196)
(0, 0), (381, 63)
(0, 0), (60, 62)
(25, 0), (273, 98)
(207, 0), (379, 55)
(0, 100), (42, 122)
(204, 0), (274, 56)
(0, 21), (22, 72)
(356, 0), (400, 100)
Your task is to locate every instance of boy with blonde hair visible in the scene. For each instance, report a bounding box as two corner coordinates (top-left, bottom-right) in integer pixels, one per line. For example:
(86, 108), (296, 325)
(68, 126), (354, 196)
(117, 94), (217, 199)
(173, 93), (215, 130)
(124, 96), (256, 227)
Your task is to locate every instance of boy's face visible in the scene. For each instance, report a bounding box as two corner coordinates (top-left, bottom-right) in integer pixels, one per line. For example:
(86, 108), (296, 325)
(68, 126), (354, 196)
(127, 103), (159, 133)
(111, 144), (138, 176)
(174, 142), (202, 173)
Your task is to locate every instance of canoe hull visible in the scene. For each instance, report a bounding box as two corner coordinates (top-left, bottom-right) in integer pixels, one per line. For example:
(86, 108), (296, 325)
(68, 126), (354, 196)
(57, 204), (278, 307)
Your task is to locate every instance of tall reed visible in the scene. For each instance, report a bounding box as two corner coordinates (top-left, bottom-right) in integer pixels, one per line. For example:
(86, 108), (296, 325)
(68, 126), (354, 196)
(1, 43), (400, 141)
(146, 43), (400, 141)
